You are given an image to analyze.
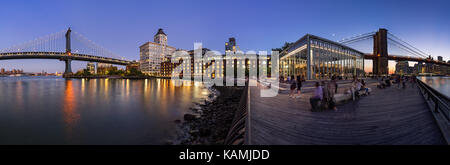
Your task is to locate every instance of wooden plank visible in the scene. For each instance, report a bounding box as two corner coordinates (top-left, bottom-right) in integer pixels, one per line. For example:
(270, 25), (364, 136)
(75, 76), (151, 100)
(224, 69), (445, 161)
(249, 80), (446, 145)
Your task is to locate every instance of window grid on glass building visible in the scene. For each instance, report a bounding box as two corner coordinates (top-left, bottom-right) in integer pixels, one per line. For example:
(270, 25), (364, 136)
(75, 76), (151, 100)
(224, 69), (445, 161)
(280, 34), (364, 80)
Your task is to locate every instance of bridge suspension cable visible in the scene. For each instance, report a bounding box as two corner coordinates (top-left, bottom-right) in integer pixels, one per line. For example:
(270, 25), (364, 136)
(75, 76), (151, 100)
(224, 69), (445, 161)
(387, 32), (429, 58)
(72, 31), (129, 61)
(338, 31), (376, 45)
(387, 38), (428, 58)
(338, 30), (431, 59)
(0, 29), (130, 62)
(0, 30), (66, 53)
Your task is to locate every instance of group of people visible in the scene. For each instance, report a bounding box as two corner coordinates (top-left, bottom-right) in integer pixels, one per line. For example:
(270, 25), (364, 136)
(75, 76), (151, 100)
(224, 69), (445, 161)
(309, 75), (339, 111)
(282, 74), (421, 111)
(282, 74), (377, 111)
(288, 75), (305, 98)
(378, 75), (416, 89)
(350, 77), (369, 100)
(378, 77), (392, 88)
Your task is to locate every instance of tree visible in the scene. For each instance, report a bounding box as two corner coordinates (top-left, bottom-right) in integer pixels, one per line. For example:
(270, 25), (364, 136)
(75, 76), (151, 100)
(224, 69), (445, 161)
(126, 68), (144, 76)
(272, 42), (293, 52)
(75, 69), (92, 76)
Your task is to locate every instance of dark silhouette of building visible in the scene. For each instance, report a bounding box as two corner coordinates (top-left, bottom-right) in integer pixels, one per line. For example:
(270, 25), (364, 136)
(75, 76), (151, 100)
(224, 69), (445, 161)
(225, 37), (239, 52)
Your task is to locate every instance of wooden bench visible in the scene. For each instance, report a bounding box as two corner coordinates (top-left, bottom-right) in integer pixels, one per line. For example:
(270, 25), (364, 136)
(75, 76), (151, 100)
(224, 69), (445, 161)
(334, 93), (352, 103)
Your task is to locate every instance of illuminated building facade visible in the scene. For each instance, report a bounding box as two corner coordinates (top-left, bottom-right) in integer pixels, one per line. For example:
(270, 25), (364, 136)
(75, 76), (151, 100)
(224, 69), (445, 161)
(172, 47), (272, 81)
(395, 61), (409, 75)
(280, 34), (365, 80)
(172, 48), (210, 79)
(126, 61), (140, 71)
(139, 28), (176, 76)
(160, 59), (181, 78)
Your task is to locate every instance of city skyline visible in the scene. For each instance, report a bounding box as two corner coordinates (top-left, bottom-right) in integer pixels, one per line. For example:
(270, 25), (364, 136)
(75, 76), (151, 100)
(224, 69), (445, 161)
(0, 0), (449, 73)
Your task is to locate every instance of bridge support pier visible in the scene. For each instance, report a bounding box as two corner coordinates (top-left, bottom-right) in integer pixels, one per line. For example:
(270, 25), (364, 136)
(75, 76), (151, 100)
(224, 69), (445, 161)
(64, 59), (72, 74)
(373, 28), (389, 76)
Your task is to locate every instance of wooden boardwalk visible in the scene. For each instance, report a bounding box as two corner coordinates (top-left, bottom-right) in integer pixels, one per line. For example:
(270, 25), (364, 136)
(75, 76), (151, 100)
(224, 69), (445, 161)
(249, 80), (446, 145)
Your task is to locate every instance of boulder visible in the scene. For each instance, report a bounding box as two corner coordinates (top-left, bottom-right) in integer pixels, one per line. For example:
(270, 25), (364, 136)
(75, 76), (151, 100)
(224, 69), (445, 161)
(184, 114), (196, 121)
(199, 128), (211, 137)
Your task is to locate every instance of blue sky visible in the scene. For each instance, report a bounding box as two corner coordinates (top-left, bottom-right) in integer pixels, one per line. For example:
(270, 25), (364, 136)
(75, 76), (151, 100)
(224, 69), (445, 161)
(0, 0), (449, 73)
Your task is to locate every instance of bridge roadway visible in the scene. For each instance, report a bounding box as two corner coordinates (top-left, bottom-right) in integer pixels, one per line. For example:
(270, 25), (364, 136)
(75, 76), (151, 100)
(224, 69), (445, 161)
(0, 52), (132, 65)
(249, 79), (446, 144)
(364, 54), (450, 66)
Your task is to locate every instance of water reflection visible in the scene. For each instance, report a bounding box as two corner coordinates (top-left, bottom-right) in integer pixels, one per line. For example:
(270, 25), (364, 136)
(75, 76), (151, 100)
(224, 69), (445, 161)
(15, 80), (24, 111)
(63, 80), (80, 141)
(0, 77), (210, 144)
(420, 77), (450, 98)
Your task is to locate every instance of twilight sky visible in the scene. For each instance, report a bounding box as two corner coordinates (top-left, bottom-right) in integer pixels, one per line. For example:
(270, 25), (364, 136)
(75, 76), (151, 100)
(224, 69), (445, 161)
(0, 0), (449, 73)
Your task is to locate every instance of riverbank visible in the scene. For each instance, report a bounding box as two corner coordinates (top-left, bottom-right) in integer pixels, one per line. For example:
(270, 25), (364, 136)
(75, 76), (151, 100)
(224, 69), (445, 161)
(172, 86), (244, 145)
(62, 75), (155, 79)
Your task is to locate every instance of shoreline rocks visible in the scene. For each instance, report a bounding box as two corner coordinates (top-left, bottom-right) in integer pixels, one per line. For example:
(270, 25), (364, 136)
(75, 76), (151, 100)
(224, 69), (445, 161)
(173, 86), (244, 145)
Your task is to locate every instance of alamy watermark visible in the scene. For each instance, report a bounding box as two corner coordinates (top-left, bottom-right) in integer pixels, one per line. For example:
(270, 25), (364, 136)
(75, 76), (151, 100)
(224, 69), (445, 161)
(170, 43), (279, 97)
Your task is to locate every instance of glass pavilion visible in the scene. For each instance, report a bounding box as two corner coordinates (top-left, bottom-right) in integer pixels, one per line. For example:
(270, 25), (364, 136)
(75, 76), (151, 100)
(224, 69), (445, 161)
(280, 34), (365, 80)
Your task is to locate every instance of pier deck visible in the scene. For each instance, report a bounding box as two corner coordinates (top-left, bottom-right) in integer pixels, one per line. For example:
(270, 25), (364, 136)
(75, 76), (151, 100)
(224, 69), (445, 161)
(249, 80), (446, 145)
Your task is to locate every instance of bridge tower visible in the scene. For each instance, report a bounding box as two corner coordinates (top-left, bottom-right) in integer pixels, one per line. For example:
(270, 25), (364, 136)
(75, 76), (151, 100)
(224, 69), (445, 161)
(372, 28), (389, 76)
(64, 28), (72, 75)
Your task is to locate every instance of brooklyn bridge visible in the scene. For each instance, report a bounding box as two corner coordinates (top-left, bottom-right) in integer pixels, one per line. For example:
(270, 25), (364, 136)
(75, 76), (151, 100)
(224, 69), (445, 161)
(340, 28), (449, 75)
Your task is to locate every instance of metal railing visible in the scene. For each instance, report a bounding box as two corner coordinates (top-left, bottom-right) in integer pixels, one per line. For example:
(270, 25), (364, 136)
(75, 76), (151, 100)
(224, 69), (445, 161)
(224, 84), (250, 145)
(417, 78), (449, 121)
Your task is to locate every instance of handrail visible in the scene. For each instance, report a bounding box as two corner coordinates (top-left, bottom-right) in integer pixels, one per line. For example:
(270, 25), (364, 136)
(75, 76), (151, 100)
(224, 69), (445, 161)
(224, 83), (249, 145)
(417, 78), (449, 121)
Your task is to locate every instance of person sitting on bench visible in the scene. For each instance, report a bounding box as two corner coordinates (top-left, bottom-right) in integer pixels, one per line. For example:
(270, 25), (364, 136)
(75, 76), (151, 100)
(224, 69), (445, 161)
(378, 78), (386, 89)
(356, 79), (369, 96)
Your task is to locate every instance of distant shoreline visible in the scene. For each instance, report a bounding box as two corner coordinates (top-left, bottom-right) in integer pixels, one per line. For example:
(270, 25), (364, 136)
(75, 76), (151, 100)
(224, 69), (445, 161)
(62, 75), (163, 79)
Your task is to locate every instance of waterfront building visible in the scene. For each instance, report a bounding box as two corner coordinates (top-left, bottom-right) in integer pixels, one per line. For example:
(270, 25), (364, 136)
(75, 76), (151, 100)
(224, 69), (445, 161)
(225, 37), (240, 53)
(447, 65), (450, 76)
(425, 63), (434, 74)
(164, 37), (273, 80)
(97, 63), (112, 68)
(139, 28), (177, 76)
(171, 47), (272, 81)
(160, 58), (181, 78)
(86, 62), (96, 74)
(172, 48), (210, 79)
(0, 68), (24, 75)
(97, 63), (116, 75)
(395, 61), (409, 75)
(126, 61), (140, 71)
(414, 62), (426, 74)
(280, 34), (365, 80)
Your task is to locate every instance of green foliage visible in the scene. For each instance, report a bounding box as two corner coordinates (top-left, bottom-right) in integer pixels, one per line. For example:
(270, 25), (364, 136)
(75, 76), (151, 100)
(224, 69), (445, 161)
(272, 42), (293, 52)
(77, 65), (145, 77)
(125, 67), (144, 76)
(75, 69), (92, 76)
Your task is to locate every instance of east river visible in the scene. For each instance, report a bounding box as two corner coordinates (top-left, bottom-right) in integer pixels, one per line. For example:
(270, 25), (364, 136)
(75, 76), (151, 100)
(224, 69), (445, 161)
(420, 76), (450, 98)
(0, 77), (210, 144)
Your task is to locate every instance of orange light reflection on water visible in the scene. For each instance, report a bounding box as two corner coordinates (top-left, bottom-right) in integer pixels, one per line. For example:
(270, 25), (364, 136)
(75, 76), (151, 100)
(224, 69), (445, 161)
(63, 80), (80, 141)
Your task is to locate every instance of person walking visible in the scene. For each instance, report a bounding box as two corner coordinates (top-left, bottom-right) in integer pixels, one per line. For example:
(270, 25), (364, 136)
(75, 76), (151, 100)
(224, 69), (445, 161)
(402, 76), (406, 89)
(322, 81), (329, 104)
(331, 75), (338, 94)
(289, 75), (296, 98)
(296, 75), (302, 98)
(310, 82), (323, 111)
(327, 81), (338, 111)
